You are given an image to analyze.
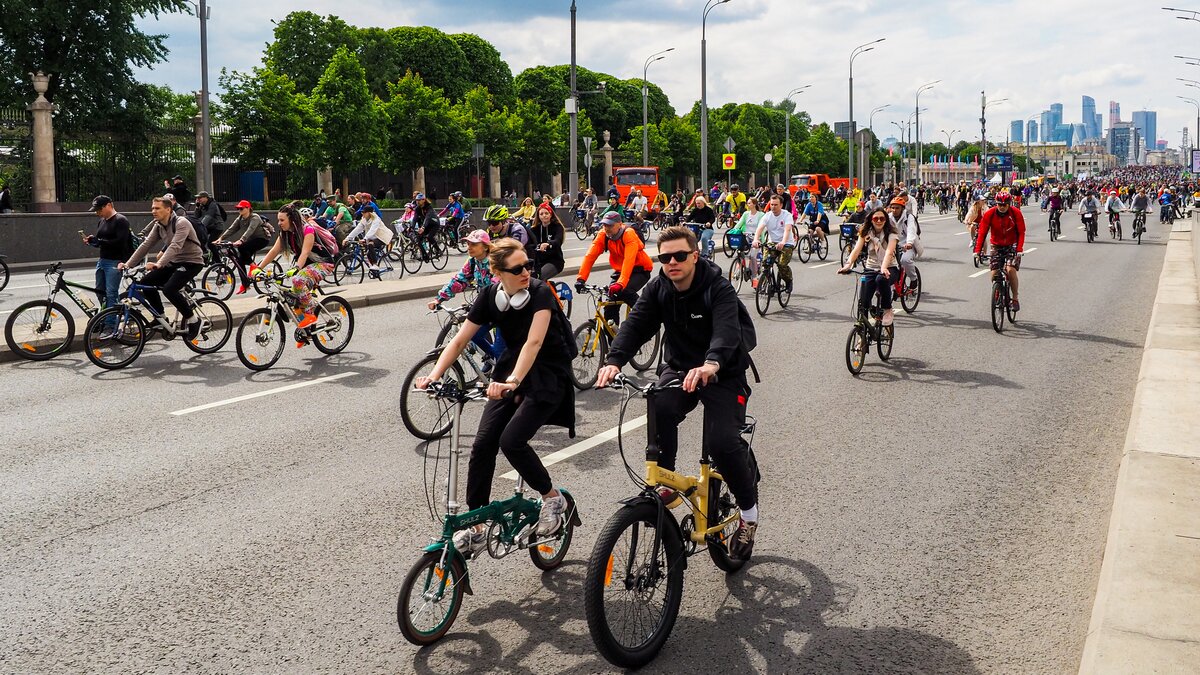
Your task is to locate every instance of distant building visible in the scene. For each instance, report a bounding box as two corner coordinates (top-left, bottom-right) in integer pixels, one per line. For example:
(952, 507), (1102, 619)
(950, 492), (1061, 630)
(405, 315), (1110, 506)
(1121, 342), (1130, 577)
(1109, 101), (1121, 126)
(1082, 96), (1099, 139)
(1027, 120), (1038, 143)
(1009, 120), (1024, 143)
(1131, 110), (1157, 151)
(1109, 123), (1134, 166)
(1157, 139), (1169, 150)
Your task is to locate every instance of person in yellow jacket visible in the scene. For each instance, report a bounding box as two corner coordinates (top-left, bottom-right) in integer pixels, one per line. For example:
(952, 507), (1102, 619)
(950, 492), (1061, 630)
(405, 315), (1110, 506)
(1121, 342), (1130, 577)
(837, 188), (863, 215)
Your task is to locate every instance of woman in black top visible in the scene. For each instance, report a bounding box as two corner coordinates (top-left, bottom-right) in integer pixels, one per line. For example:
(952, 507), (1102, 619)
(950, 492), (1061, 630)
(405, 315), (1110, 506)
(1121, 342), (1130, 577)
(528, 203), (566, 280)
(416, 238), (575, 555)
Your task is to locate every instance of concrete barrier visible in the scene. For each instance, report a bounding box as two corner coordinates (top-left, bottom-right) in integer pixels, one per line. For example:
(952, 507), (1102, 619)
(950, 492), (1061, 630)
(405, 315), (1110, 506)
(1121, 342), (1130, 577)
(1078, 214), (1200, 672)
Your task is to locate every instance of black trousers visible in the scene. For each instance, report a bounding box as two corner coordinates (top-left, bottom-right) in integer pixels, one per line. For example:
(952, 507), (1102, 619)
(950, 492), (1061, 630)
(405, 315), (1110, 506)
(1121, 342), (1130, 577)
(466, 394), (556, 509)
(140, 263), (203, 320)
(605, 268), (651, 324)
(653, 367), (758, 510)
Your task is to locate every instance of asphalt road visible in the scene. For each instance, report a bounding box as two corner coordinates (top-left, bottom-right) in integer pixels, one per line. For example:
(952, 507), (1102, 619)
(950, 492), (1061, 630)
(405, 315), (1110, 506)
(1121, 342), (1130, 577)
(0, 205), (1166, 673)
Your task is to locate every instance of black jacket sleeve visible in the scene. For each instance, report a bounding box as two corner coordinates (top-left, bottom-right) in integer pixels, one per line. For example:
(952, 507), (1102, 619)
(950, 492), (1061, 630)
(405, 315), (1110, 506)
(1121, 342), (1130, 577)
(704, 280), (744, 368)
(606, 279), (665, 368)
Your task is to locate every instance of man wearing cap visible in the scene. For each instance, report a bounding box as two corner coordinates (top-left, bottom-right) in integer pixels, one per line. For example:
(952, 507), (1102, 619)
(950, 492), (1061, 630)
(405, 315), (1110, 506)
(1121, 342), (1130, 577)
(577, 210), (655, 325)
(887, 197), (923, 289)
(214, 200), (271, 294)
(81, 195), (133, 312)
(193, 191), (223, 257)
(164, 175), (191, 206)
(321, 194), (355, 244)
(121, 197), (206, 340)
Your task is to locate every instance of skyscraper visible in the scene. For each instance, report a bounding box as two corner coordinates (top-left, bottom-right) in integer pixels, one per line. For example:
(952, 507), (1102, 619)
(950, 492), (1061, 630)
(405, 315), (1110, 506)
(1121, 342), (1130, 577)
(1082, 96), (1097, 139)
(1027, 120), (1038, 143)
(1009, 120), (1024, 143)
(1040, 110), (1053, 142)
(1096, 114), (1104, 138)
(1131, 110), (1157, 150)
(1110, 101), (1121, 126)
(1049, 103), (1064, 131)
(1109, 122), (1133, 165)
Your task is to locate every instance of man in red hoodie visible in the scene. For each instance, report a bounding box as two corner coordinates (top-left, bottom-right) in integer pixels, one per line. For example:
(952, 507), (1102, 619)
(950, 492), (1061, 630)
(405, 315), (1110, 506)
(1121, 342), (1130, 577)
(974, 192), (1026, 311)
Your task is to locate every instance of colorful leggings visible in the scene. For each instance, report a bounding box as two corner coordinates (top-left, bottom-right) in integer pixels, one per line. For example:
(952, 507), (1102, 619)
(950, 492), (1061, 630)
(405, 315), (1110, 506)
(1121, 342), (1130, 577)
(291, 262), (333, 312)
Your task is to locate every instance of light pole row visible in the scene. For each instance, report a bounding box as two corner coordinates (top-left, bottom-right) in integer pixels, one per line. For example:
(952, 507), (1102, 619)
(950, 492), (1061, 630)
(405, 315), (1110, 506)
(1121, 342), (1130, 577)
(784, 85), (811, 184)
(848, 39), (884, 190)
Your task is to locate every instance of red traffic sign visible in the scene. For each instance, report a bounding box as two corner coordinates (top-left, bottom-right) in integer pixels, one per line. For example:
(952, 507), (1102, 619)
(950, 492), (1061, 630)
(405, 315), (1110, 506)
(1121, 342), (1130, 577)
(722, 153), (736, 170)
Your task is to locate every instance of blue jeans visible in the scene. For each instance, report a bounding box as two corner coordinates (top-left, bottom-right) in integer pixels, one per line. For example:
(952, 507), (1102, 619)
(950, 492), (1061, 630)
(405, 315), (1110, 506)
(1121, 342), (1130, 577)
(699, 227), (714, 258)
(95, 258), (122, 309)
(472, 324), (505, 359)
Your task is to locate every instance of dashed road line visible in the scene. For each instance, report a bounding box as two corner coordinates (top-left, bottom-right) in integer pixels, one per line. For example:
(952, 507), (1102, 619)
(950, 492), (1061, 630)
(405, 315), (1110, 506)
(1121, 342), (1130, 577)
(170, 372), (359, 416)
(501, 415), (647, 480)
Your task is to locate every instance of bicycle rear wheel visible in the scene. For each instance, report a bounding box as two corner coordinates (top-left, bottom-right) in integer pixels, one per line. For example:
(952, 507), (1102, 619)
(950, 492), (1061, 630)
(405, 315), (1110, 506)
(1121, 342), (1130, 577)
(400, 354), (466, 440)
(570, 322), (604, 390)
(311, 295), (354, 354)
(84, 306), (146, 369)
(397, 550), (467, 646)
(5, 300), (75, 360)
(878, 324), (894, 361)
(991, 281), (1006, 333)
(628, 327), (660, 372)
(430, 241), (449, 271)
(900, 267), (921, 314)
(236, 307), (286, 370)
(777, 273), (791, 308)
(583, 501), (685, 669)
(0, 258), (8, 292)
(184, 297), (232, 354)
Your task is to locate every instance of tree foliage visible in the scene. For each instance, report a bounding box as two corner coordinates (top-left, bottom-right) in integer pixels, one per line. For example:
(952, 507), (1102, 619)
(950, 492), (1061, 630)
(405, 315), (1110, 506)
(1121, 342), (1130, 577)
(311, 46), (384, 175)
(216, 67), (321, 169)
(264, 12), (359, 95)
(450, 33), (515, 107)
(380, 71), (470, 173)
(389, 26), (472, 102)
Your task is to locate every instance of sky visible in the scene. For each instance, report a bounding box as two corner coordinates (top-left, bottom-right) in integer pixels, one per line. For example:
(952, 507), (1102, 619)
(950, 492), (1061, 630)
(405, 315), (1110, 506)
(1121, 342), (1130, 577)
(133, 0), (1200, 154)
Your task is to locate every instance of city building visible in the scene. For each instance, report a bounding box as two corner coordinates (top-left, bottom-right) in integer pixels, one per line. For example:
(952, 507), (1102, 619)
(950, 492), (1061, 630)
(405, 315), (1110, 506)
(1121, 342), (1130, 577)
(1109, 101), (1121, 126)
(1131, 110), (1157, 151)
(1096, 114), (1104, 138)
(1027, 120), (1038, 143)
(1082, 96), (1098, 139)
(1157, 139), (1169, 150)
(1109, 122), (1134, 166)
(1009, 120), (1024, 143)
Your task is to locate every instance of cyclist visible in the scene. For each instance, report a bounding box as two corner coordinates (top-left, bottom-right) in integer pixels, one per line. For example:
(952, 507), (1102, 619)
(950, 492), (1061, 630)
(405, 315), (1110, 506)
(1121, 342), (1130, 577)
(438, 193), (467, 232)
(483, 204), (533, 259)
(342, 207), (391, 278)
(576, 210), (654, 326)
(750, 194), (796, 291)
(580, 188), (598, 224)
(1159, 188), (1174, 223)
(685, 196), (717, 258)
(428, 229), (503, 374)
(321, 194), (355, 244)
(1045, 188), (1063, 237)
(596, 225), (761, 560)
(838, 207), (899, 326)
(1130, 188), (1150, 237)
(964, 193), (987, 248)
(416, 238), (575, 554)
(528, 203), (566, 280)
(1103, 190), (1126, 235)
(514, 197), (536, 222)
(801, 192), (830, 249)
(630, 189), (648, 216)
(887, 197), (923, 291)
(974, 192), (1026, 312)
(730, 193), (765, 278)
(723, 184), (748, 219)
(119, 196), (207, 340)
(1078, 190), (1102, 236)
(255, 204), (338, 333)
(213, 199), (272, 294)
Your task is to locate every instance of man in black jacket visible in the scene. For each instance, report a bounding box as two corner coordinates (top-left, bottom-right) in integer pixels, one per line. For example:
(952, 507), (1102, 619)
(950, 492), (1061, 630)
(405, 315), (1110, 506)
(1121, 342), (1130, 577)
(597, 225), (761, 560)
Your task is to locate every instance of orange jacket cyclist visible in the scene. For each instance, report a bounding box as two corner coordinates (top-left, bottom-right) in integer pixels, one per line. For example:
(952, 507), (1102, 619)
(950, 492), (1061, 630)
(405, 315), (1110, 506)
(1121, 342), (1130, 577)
(576, 210), (655, 325)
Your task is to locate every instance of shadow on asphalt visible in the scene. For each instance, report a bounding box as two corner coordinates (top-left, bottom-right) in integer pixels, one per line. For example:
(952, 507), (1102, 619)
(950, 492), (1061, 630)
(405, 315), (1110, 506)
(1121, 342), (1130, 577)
(853, 357), (1023, 390)
(409, 555), (979, 674)
(79, 348), (386, 388)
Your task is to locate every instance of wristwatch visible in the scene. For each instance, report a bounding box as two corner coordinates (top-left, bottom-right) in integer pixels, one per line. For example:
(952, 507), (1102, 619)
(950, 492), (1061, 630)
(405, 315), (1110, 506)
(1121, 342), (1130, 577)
(505, 375), (522, 386)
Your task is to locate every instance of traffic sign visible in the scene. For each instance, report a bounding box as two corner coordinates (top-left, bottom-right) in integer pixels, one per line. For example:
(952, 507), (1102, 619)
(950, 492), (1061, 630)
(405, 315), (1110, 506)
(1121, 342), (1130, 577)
(723, 137), (736, 152)
(764, 153), (773, 163)
(722, 154), (736, 170)
(584, 154), (593, 168)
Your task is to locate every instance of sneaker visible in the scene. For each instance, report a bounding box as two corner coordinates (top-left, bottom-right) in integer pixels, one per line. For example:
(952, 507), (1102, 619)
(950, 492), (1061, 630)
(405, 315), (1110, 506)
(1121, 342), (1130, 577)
(882, 308), (895, 326)
(730, 519), (757, 561)
(183, 317), (201, 341)
(657, 487), (683, 509)
(296, 312), (318, 330)
(751, 278), (759, 289)
(481, 355), (495, 375)
(1011, 298), (1020, 312)
(367, 269), (381, 280)
(452, 527), (487, 557)
(536, 494), (567, 536)
(784, 278), (793, 293)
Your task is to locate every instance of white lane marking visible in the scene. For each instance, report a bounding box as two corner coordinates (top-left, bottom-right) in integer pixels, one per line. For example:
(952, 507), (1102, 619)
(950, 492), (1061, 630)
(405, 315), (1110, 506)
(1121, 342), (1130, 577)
(970, 268), (990, 278)
(501, 414), (648, 480)
(1024, 247), (1038, 253)
(1077, 226), (1085, 230)
(810, 262), (836, 269)
(0, 309), (13, 315)
(6, 283), (54, 290)
(170, 371), (359, 416)
(953, 231), (968, 236)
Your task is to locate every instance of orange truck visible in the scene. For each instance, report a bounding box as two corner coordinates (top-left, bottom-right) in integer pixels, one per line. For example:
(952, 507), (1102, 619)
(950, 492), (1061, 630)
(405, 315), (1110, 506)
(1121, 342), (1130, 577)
(789, 173), (858, 197)
(611, 166), (661, 207)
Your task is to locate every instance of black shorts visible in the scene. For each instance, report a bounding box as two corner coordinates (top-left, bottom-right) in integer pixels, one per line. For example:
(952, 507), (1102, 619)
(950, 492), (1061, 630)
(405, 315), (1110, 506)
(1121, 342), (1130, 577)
(990, 246), (1020, 271)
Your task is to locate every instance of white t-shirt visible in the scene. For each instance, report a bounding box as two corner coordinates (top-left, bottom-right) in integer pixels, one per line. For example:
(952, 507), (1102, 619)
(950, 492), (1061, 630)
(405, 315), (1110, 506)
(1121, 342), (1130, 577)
(631, 196), (648, 212)
(758, 209), (794, 243)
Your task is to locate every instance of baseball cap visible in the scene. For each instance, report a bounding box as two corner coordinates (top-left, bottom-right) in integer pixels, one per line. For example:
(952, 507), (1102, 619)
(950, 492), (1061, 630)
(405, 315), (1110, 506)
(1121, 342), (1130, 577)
(162, 193), (177, 202)
(415, 192), (425, 200)
(236, 199), (252, 209)
(463, 229), (491, 244)
(90, 195), (113, 211)
(196, 191), (211, 199)
(600, 211), (623, 227)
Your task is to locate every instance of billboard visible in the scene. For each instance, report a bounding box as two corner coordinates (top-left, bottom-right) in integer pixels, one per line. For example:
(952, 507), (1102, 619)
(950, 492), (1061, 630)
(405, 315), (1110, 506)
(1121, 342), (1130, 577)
(1191, 149), (1200, 174)
(985, 153), (1014, 173)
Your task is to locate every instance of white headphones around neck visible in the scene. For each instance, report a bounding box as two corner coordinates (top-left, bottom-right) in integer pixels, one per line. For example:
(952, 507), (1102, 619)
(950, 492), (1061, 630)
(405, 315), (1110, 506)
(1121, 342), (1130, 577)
(495, 286), (531, 312)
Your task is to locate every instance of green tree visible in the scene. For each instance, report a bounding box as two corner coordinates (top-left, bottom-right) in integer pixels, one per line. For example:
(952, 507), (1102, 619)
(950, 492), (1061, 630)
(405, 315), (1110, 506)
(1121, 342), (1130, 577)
(618, 124), (672, 175)
(455, 86), (520, 167)
(514, 65), (668, 147)
(660, 117), (700, 185)
(389, 26), (472, 101)
(0, 0), (189, 130)
(311, 47), (385, 179)
(510, 99), (558, 174)
(264, 12), (359, 94)
(380, 71), (470, 173)
(356, 27), (402, 100)
(141, 84), (199, 127)
(216, 67), (321, 170)
(450, 34), (515, 107)
(800, 123), (848, 175)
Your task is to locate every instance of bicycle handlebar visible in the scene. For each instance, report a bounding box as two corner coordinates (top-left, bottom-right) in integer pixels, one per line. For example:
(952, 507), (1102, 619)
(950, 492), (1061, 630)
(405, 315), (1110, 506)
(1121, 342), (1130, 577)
(599, 373), (683, 395)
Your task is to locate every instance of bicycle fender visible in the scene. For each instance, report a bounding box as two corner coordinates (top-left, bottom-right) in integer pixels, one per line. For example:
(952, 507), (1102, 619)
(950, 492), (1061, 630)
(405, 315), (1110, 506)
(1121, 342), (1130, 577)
(420, 541), (474, 595)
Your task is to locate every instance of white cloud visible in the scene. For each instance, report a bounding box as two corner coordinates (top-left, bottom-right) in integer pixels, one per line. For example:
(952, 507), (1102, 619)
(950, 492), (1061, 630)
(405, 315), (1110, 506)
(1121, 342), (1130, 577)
(134, 0), (1200, 150)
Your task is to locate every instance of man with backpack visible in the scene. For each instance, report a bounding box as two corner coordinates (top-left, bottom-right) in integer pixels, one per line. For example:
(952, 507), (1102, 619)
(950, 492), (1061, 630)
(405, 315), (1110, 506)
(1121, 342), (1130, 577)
(596, 224), (761, 561)
(576, 210), (654, 326)
(214, 200), (274, 294)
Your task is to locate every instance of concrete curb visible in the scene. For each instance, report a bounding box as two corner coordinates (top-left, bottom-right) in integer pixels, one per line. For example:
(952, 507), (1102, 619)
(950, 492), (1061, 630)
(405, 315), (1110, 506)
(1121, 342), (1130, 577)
(0, 256), (611, 365)
(1078, 216), (1200, 673)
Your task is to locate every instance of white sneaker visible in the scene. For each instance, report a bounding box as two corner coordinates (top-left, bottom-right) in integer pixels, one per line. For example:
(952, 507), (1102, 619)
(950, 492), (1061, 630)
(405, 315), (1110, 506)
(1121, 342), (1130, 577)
(537, 495), (568, 536)
(452, 527), (487, 557)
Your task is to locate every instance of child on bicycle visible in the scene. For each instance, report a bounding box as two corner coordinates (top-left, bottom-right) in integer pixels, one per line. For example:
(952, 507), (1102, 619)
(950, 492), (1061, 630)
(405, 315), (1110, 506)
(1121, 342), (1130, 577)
(427, 230), (505, 372)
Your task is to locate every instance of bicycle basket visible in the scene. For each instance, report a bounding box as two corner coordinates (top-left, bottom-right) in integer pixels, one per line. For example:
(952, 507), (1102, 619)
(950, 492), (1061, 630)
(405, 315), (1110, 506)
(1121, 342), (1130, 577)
(727, 232), (747, 250)
(841, 223), (855, 238)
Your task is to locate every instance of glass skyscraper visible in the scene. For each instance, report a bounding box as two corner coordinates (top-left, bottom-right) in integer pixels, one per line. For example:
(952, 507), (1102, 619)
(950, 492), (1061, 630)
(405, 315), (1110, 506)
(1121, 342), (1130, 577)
(1082, 96), (1098, 140)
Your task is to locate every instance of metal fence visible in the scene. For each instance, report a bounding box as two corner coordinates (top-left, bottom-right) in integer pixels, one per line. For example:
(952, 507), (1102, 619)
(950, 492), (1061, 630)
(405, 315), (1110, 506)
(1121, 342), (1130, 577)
(0, 108), (32, 209)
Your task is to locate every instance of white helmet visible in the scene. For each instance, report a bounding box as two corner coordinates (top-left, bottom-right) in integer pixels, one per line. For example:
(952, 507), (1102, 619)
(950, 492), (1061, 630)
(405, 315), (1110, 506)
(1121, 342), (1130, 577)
(1051, 188), (1059, 194)
(299, 207), (314, 218)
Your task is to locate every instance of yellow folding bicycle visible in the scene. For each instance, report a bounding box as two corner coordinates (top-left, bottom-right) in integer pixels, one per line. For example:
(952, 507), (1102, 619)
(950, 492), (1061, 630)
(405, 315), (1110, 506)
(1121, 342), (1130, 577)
(570, 283), (660, 390)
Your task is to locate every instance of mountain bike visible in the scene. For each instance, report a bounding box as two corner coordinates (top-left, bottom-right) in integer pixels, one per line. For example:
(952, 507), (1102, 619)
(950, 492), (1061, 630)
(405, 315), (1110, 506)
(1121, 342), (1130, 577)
(725, 232), (755, 293)
(0, 253), (8, 292)
(83, 266), (232, 370)
(980, 253), (1018, 333)
(1047, 208), (1062, 242)
(200, 242), (283, 300)
(5, 262), (100, 360)
(571, 284), (661, 390)
(583, 373), (757, 668)
(838, 268), (895, 375)
(396, 380), (580, 645)
(1132, 209), (1146, 245)
(234, 270), (354, 370)
(752, 245), (791, 316)
(1107, 211), (1123, 240)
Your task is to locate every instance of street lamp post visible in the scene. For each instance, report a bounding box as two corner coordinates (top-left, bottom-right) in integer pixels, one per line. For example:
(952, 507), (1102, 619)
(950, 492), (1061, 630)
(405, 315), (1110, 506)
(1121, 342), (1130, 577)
(914, 80), (939, 184)
(701, 0), (732, 191)
(642, 48), (674, 166)
(980, 92), (1008, 182)
(849, 38), (885, 190)
(1164, 6), (1200, 21)
(1022, 115), (1037, 179)
(940, 129), (960, 181)
(568, 1), (578, 194)
(1178, 95), (1200, 152)
(892, 120), (907, 183)
(784, 85), (811, 184)
(196, 0), (212, 194)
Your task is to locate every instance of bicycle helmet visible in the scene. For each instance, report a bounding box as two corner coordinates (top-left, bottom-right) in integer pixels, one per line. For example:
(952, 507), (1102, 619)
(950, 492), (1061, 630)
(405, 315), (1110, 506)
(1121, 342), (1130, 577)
(484, 204), (510, 222)
(995, 193), (1012, 204)
(299, 207), (314, 218)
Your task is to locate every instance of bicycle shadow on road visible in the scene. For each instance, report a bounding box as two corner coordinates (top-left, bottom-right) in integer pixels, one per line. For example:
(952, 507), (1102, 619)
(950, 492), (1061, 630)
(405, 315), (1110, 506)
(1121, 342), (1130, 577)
(663, 554), (979, 674)
(82, 348), (387, 389)
(852, 357), (1023, 390)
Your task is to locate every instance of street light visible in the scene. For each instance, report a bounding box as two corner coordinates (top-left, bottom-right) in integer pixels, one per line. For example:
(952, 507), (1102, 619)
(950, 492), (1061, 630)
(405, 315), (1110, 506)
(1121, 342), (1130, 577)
(1163, 6), (1200, 21)
(784, 84), (811, 183)
(869, 104), (890, 133)
(914, 80), (939, 184)
(980, 92), (1008, 181)
(192, 0), (212, 194)
(849, 38), (885, 189)
(701, 0), (733, 191)
(940, 129), (960, 181)
(568, 1), (579, 194)
(641, 47), (674, 166)
(1177, 96), (1200, 151)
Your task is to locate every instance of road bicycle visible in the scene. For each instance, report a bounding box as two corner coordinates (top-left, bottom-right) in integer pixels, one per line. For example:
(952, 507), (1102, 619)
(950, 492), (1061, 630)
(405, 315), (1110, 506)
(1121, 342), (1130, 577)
(1047, 208), (1062, 242)
(725, 232), (755, 293)
(83, 266), (232, 370)
(334, 239), (398, 284)
(0, 253), (8, 292)
(396, 380), (580, 645)
(571, 284), (661, 390)
(200, 242), (283, 300)
(1081, 212), (1098, 243)
(752, 245), (792, 316)
(234, 270), (354, 370)
(1132, 209), (1146, 245)
(583, 373), (757, 668)
(839, 268), (895, 375)
(980, 253), (1019, 333)
(1107, 211), (1123, 240)
(5, 262), (101, 360)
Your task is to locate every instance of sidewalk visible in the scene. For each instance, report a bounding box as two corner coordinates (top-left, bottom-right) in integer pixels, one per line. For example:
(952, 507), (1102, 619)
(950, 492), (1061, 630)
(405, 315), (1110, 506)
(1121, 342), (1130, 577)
(0, 255), (612, 365)
(1078, 217), (1200, 673)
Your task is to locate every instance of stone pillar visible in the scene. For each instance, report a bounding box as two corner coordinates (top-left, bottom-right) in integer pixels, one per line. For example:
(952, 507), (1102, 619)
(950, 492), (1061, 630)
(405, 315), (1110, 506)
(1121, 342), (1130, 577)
(414, 166), (426, 194)
(602, 130), (614, 189)
(550, 173), (563, 200)
(489, 165), (501, 199)
(28, 72), (58, 213)
(317, 167), (333, 196)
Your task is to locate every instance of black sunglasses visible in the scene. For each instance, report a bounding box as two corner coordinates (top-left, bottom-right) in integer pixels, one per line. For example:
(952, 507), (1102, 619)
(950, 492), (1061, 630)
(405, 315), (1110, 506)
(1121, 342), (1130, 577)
(497, 260), (535, 275)
(657, 251), (693, 264)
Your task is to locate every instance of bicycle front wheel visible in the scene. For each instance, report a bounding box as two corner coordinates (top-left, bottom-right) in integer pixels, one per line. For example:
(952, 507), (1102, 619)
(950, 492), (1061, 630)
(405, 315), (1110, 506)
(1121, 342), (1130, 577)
(200, 263), (237, 301)
(721, 232), (733, 258)
(236, 307), (286, 371)
(84, 306), (147, 369)
(845, 325), (867, 374)
(796, 236), (812, 263)
(754, 272), (773, 316)
(570, 322), (605, 390)
(584, 500), (685, 669)
(184, 297), (232, 354)
(311, 295), (354, 354)
(400, 353), (466, 440)
(333, 253), (365, 285)
(727, 256), (746, 293)
(401, 241), (423, 274)
(397, 550), (467, 646)
(991, 282), (1006, 333)
(5, 300), (75, 360)
(0, 258), (8, 292)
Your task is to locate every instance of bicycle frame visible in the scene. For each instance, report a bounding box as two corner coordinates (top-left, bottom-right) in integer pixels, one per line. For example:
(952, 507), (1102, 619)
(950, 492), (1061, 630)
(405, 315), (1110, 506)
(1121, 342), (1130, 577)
(44, 266), (101, 318)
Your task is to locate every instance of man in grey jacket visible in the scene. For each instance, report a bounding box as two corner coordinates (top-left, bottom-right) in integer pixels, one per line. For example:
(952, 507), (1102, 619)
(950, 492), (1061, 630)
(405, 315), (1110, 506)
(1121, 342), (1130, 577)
(121, 197), (207, 339)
